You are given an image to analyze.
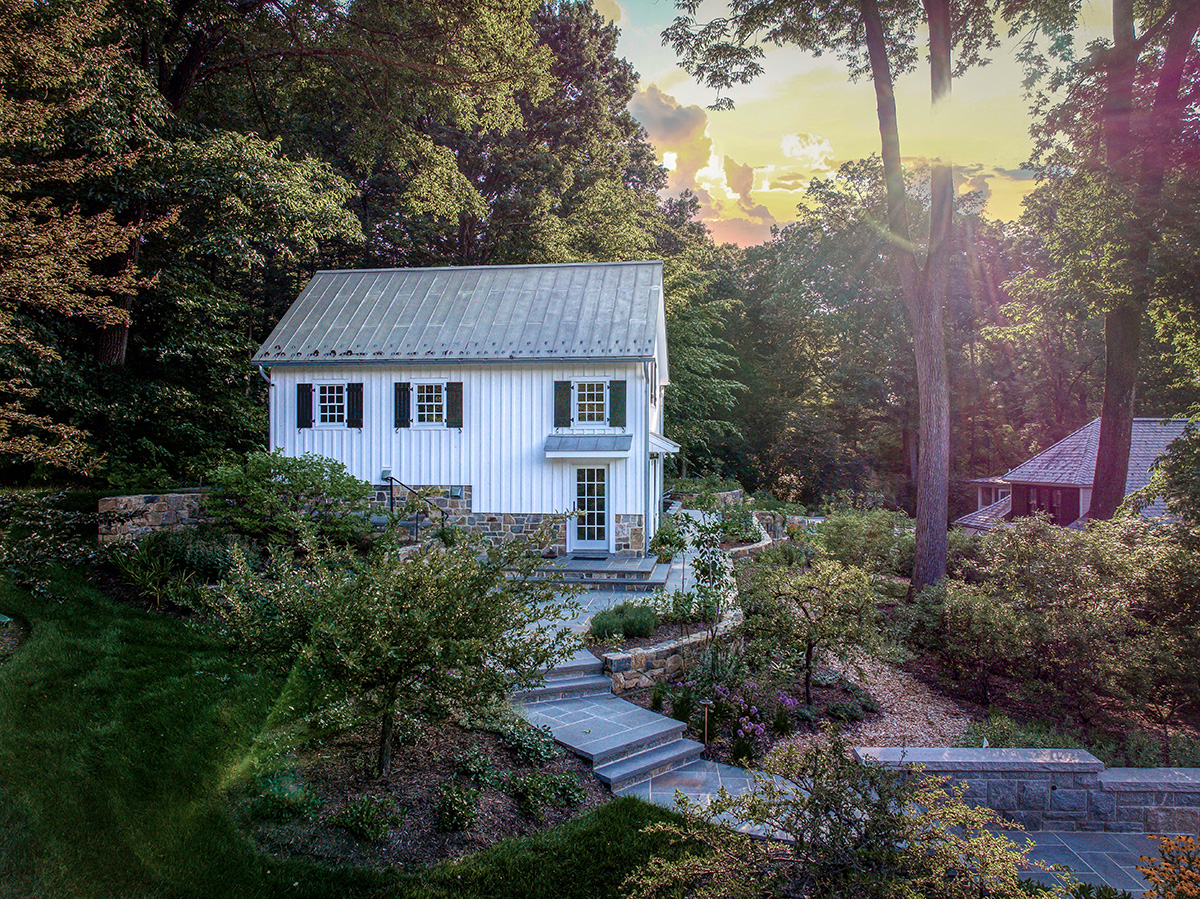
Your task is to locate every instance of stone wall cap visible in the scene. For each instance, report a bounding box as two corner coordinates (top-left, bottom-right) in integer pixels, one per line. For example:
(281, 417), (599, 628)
(854, 747), (1105, 772)
(1099, 768), (1200, 790)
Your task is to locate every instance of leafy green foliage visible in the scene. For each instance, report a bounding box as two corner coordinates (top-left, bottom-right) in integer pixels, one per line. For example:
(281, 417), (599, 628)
(329, 793), (405, 842)
(436, 782), (480, 832)
(496, 721), (562, 766)
(508, 772), (586, 824)
(195, 524), (578, 773)
(588, 602), (658, 641)
(624, 730), (1047, 899)
(817, 508), (911, 575)
(248, 771), (322, 822)
(739, 558), (884, 706)
(648, 516), (686, 562)
(205, 450), (373, 547)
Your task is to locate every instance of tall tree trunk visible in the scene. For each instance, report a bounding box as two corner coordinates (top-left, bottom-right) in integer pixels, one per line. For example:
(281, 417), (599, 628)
(862, 0), (950, 590)
(1090, 0), (1200, 519)
(96, 205), (145, 367)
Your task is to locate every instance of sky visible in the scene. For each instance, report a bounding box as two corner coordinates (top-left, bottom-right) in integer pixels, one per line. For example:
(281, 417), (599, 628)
(600, 0), (1112, 246)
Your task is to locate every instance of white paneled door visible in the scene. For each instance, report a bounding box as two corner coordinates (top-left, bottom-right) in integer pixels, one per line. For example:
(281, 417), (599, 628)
(572, 466), (608, 552)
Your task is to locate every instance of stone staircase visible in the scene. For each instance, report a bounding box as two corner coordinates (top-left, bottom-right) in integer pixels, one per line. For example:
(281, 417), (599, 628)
(535, 555), (672, 592)
(515, 648), (706, 792)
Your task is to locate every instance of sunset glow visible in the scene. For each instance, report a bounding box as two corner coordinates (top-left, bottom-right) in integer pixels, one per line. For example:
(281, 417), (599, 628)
(608, 0), (1110, 246)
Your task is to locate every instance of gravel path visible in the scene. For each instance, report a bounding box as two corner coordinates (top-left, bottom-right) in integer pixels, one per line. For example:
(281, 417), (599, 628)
(776, 658), (979, 754)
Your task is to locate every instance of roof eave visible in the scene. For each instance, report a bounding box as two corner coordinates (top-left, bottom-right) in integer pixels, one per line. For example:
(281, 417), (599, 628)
(251, 355), (656, 367)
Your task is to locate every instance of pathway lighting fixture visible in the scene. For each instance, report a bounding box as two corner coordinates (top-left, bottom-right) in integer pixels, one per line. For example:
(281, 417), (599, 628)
(699, 698), (714, 745)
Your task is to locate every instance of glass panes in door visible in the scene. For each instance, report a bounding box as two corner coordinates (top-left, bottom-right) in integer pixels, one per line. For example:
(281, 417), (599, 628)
(575, 467), (607, 549)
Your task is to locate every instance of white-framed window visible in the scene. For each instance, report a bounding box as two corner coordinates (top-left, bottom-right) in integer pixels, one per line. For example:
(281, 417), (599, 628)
(575, 380), (607, 425)
(317, 383), (346, 426)
(414, 382), (445, 426)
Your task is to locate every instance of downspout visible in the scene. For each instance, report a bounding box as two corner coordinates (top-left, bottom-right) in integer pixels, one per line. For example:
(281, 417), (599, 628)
(643, 360), (652, 555)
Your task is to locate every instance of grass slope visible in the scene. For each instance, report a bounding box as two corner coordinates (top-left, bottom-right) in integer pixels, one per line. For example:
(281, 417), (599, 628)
(0, 570), (678, 899)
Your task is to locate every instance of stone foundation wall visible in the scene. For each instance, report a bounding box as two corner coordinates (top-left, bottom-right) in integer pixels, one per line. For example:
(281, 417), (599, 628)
(370, 484), (472, 516)
(603, 611), (742, 694)
(98, 492), (207, 544)
(451, 512), (568, 554)
(856, 747), (1200, 835)
(614, 514), (645, 556)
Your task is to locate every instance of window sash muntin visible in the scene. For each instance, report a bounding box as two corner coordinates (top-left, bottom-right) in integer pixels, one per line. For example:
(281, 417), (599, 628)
(575, 381), (607, 424)
(318, 383), (346, 425)
(415, 382), (445, 425)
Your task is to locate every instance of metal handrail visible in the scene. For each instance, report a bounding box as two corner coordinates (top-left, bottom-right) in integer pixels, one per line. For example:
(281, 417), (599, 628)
(382, 476), (447, 540)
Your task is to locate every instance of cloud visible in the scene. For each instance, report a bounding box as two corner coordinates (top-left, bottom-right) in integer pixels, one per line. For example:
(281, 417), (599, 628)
(629, 84), (713, 196)
(630, 84), (782, 246)
(955, 163), (993, 204)
(780, 132), (835, 173)
(766, 170), (811, 189)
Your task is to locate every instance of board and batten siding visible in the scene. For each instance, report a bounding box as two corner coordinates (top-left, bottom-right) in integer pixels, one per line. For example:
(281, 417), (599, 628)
(267, 362), (650, 520)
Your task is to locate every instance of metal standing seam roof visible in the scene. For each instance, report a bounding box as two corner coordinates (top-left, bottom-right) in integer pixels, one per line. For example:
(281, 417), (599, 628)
(544, 435), (633, 454)
(953, 495), (1012, 531)
(1000, 418), (1188, 489)
(252, 261), (664, 364)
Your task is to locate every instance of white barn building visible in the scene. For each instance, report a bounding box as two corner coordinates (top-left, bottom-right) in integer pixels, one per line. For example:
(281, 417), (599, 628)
(252, 261), (678, 556)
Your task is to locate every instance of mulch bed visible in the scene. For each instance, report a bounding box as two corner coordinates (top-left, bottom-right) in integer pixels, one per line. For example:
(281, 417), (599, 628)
(233, 716), (610, 870)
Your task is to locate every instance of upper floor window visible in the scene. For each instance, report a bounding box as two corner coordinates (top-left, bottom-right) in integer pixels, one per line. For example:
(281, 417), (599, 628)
(415, 382), (445, 426)
(575, 381), (607, 424)
(318, 383), (346, 426)
(553, 378), (626, 429)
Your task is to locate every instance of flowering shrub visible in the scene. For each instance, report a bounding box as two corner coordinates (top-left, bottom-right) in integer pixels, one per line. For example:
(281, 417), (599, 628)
(714, 680), (770, 763)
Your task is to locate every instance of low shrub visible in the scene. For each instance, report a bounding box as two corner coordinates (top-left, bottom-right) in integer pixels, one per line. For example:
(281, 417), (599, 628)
(957, 712), (1090, 753)
(717, 504), (760, 544)
(455, 747), (502, 787)
(825, 700), (864, 722)
(497, 721), (561, 765)
(754, 540), (812, 568)
(817, 508), (910, 574)
(248, 771), (322, 821)
(436, 782), (479, 832)
(329, 793), (405, 841)
(508, 772), (587, 823)
(587, 602), (658, 641)
(1137, 834), (1200, 899)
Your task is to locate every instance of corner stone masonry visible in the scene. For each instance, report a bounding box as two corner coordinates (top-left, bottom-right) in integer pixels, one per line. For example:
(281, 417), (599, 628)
(855, 747), (1200, 835)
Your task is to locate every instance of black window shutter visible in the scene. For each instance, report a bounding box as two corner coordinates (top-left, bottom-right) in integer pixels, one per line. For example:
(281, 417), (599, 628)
(346, 382), (364, 428)
(608, 380), (626, 428)
(297, 383), (313, 429)
(553, 380), (572, 428)
(446, 382), (463, 428)
(394, 382), (411, 428)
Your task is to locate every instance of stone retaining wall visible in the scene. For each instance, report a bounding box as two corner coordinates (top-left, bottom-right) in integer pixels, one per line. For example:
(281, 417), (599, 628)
(672, 488), (744, 508)
(603, 611), (742, 694)
(752, 510), (816, 540)
(856, 747), (1200, 835)
(98, 492), (207, 544)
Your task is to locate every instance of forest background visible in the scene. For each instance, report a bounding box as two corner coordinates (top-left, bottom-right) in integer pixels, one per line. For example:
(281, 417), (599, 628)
(4, 0), (1200, 522)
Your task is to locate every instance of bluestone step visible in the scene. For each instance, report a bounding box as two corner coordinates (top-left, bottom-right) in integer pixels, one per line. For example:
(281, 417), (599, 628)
(543, 655), (604, 679)
(511, 673), (612, 702)
(594, 738), (707, 791)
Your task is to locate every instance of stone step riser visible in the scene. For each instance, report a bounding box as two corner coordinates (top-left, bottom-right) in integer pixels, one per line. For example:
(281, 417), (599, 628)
(595, 740), (707, 791)
(588, 724), (686, 767)
(512, 675), (612, 702)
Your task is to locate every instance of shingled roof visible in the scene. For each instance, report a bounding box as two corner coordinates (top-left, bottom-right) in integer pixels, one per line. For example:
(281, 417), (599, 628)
(1003, 418), (1188, 493)
(252, 262), (664, 365)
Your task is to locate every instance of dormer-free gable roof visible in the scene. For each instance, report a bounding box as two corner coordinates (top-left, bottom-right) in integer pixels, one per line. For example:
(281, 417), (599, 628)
(252, 261), (664, 365)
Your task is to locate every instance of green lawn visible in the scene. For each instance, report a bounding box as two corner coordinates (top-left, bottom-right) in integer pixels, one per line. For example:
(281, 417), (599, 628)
(0, 569), (678, 899)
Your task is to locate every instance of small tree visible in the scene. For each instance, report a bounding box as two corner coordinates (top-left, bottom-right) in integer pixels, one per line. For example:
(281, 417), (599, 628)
(625, 730), (1047, 899)
(740, 559), (883, 707)
(207, 525), (579, 775)
(205, 450), (374, 547)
